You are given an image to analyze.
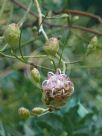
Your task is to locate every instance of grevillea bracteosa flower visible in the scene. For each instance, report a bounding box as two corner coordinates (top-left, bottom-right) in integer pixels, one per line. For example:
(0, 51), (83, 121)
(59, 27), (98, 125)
(42, 69), (74, 108)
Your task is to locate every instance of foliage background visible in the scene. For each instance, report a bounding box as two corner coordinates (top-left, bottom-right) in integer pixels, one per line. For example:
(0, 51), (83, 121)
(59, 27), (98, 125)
(0, 0), (102, 136)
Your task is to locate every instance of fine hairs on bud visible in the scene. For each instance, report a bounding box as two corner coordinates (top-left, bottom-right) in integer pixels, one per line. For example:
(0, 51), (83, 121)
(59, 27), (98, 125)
(31, 68), (40, 82)
(44, 37), (59, 56)
(4, 23), (21, 47)
(31, 107), (46, 116)
(18, 107), (30, 119)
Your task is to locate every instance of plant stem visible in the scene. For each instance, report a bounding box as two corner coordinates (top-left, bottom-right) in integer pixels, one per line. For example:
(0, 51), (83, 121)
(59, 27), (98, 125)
(37, 109), (50, 117)
(46, 23), (102, 36)
(10, 0), (37, 18)
(49, 56), (56, 71)
(11, 0), (102, 35)
(0, 0), (7, 18)
(18, 0), (32, 27)
(63, 9), (102, 24)
(56, 54), (66, 73)
(4, 38), (35, 52)
(0, 44), (8, 52)
(34, 0), (48, 40)
(0, 52), (47, 59)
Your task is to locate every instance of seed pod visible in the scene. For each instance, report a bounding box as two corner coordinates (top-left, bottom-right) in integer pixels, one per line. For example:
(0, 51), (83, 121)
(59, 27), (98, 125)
(31, 68), (40, 82)
(31, 107), (46, 116)
(18, 107), (30, 119)
(42, 68), (74, 108)
(44, 37), (59, 56)
(4, 23), (20, 47)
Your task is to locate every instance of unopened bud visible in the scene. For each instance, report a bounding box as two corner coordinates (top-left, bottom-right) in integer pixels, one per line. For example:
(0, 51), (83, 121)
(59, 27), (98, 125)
(91, 36), (97, 44)
(31, 107), (46, 116)
(18, 107), (30, 119)
(73, 16), (79, 21)
(4, 23), (20, 47)
(31, 68), (40, 82)
(87, 36), (98, 55)
(44, 37), (59, 56)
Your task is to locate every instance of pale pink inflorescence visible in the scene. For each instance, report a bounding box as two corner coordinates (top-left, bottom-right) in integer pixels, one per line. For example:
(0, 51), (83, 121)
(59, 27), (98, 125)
(42, 68), (74, 107)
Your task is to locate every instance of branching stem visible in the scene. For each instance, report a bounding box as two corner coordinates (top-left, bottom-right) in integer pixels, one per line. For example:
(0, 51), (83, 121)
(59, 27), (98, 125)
(34, 0), (48, 40)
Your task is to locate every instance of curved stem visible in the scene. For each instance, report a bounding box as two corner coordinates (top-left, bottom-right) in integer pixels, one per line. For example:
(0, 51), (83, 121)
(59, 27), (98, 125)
(49, 56), (56, 71)
(18, 0), (32, 27)
(18, 28), (25, 62)
(0, 0), (7, 18)
(11, 50), (53, 71)
(37, 109), (50, 117)
(56, 54), (66, 74)
(0, 51), (15, 58)
(0, 51), (47, 59)
(34, 0), (48, 40)
(63, 9), (102, 24)
(11, 0), (102, 35)
(0, 44), (8, 52)
(3, 38), (35, 52)
(44, 14), (69, 19)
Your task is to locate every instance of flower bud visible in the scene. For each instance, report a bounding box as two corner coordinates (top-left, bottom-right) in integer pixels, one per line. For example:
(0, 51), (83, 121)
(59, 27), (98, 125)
(44, 37), (59, 56)
(87, 36), (98, 55)
(4, 23), (20, 47)
(18, 107), (30, 119)
(88, 36), (97, 49)
(31, 68), (40, 82)
(73, 16), (79, 21)
(31, 107), (46, 116)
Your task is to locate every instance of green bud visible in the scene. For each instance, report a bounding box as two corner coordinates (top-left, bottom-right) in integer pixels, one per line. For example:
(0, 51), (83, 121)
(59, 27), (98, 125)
(88, 36), (97, 49)
(18, 107), (30, 119)
(4, 23), (20, 47)
(31, 68), (40, 82)
(87, 36), (98, 55)
(73, 16), (79, 21)
(44, 37), (59, 56)
(31, 107), (46, 116)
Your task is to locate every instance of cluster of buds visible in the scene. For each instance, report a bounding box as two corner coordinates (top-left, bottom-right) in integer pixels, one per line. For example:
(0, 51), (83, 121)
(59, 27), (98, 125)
(18, 107), (48, 119)
(42, 69), (74, 108)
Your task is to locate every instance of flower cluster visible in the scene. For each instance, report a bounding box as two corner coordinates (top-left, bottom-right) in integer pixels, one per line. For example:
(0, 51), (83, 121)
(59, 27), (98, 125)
(42, 69), (74, 108)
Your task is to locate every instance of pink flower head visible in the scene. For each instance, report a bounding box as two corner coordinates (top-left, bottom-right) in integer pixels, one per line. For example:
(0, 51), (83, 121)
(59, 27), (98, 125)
(42, 68), (74, 107)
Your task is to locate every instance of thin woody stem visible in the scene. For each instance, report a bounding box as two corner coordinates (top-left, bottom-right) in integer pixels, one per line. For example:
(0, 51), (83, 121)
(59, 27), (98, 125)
(18, 0), (32, 27)
(0, 52), (46, 59)
(34, 0), (48, 40)
(37, 109), (50, 117)
(34, 0), (42, 25)
(11, 0), (102, 24)
(56, 54), (66, 74)
(46, 23), (102, 36)
(11, 0), (102, 35)
(10, 0), (37, 18)
(0, 0), (7, 18)
(0, 51), (53, 71)
(0, 44), (8, 52)
(63, 9), (102, 24)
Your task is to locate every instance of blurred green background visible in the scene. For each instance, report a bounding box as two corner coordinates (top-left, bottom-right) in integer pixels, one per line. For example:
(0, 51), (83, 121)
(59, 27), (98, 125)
(0, 0), (102, 136)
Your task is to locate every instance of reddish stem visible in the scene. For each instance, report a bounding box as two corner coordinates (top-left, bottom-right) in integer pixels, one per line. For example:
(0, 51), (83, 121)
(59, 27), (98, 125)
(63, 9), (102, 24)
(11, 0), (102, 35)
